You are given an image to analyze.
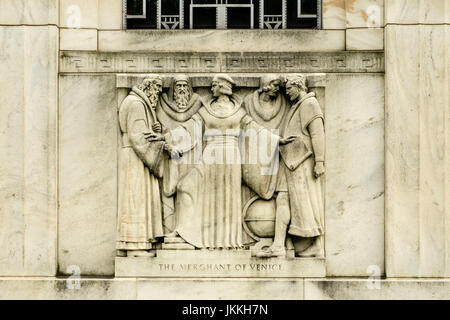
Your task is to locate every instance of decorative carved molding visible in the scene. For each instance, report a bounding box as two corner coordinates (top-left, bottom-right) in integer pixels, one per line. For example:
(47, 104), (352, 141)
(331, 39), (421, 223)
(60, 51), (384, 73)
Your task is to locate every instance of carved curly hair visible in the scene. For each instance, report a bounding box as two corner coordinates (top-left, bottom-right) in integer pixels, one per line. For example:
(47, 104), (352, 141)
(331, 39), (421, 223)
(285, 74), (308, 92)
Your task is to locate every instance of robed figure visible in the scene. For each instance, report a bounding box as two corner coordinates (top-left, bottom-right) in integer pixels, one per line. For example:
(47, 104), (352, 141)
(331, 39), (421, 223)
(173, 74), (293, 249)
(155, 75), (203, 236)
(243, 74), (289, 131)
(258, 74), (325, 258)
(241, 75), (290, 237)
(117, 76), (166, 257)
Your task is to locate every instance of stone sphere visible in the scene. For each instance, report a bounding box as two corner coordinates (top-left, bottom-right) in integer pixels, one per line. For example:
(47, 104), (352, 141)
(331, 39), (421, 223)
(244, 198), (276, 238)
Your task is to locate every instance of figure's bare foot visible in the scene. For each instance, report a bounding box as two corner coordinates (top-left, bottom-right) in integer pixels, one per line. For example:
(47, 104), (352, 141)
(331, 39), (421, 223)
(255, 245), (286, 258)
(126, 250), (155, 257)
(297, 238), (324, 257)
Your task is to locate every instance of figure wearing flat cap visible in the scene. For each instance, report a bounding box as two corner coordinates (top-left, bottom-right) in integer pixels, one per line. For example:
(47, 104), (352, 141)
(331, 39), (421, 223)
(155, 75), (203, 237)
(174, 74), (294, 249)
(257, 74), (325, 258)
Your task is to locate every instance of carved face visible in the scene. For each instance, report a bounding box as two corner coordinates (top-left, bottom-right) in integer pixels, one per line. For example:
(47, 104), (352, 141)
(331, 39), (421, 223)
(264, 79), (281, 98)
(211, 81), (221, 97)
(154, 79), (163, 93)
(285, 82), (301, 102)
(144, 79), (163, 106)
(174, 80), (191, 110)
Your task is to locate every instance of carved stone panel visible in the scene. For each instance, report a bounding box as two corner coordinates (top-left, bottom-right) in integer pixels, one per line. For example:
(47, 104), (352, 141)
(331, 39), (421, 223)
(115, 73), (327, 277)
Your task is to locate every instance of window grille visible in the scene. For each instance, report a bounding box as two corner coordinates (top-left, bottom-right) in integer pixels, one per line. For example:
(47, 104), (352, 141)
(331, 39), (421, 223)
(124, 0), (321, 30)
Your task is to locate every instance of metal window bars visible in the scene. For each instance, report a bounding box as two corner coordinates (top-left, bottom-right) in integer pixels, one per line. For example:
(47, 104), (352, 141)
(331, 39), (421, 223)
(123, 0), (322, 30)
(189, 0), (254, 29)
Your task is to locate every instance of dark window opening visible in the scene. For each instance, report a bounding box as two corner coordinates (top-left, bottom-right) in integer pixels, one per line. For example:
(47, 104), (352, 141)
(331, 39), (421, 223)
(124, 0), (321, 29)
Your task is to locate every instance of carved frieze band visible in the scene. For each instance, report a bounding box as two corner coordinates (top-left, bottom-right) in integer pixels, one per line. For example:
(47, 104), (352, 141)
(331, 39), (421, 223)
(60, 51), (384, 73)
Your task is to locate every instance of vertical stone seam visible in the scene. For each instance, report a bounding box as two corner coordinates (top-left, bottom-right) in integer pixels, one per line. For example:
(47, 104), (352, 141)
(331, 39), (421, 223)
(22, 25), (27, 270)
(56, 23), (61, 276)
(445, 25), (450, 277)
(302, 278), (305, 300)
(418, 24), (423, 277)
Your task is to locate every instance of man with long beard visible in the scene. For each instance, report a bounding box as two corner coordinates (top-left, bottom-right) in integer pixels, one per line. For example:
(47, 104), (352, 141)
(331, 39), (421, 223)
(155, 75), (203, 239)
(117, 75), (181, 257)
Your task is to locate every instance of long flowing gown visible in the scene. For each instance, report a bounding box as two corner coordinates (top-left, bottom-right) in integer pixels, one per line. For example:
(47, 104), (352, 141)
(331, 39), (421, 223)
(174, 96), (280, 249)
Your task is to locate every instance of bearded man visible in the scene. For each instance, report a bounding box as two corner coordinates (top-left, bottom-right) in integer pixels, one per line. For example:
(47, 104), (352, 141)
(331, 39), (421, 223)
(117, 75), (180, 257)
(155, 75), (203, 237)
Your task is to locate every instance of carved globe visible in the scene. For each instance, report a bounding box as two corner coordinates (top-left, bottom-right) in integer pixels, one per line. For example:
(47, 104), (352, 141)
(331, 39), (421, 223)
(243, 197), (276, 238)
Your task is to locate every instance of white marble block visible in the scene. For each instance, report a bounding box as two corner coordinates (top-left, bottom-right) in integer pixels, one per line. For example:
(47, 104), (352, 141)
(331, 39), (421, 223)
(58, 75), (118, 276)
(322, 0), (346, 29)
(98, 30), (346, 52)
(345, 0), (384, 28)
(385, 0), (449, 25)
(0, 26), (58, 276)
(98, 0), (123, 30)
(60, 0), (99, 29)
(324, 73), (385, 276)
(346, 28), (384, 50)
(60, 28), (98, 51)
(385, 25), (450, 277)
(0, 0), (58, 25)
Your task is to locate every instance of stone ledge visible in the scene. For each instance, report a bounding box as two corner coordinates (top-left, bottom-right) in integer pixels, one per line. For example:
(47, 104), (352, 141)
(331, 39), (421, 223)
(60, 51), (384, 73)
(1, 278), (450, 300)
(305, 278), (450, 300)
(98, 30), (345, 53)
(115, 252), (326, 278)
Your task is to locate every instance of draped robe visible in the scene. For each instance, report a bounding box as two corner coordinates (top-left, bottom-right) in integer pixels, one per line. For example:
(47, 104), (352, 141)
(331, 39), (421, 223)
(241, 91), (290, 229)
(174, 96), (280, 249)
(117, 87), (165, 250)
(156, 89), (203, 234)
(279, 92), (325, 237)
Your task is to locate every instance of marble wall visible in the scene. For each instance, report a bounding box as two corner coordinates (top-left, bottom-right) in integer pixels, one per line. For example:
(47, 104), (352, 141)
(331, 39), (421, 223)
(325, 74), (385, 276)
(323, 0), (384, 50)
(58, 75), (118, 276)
(385, 1), (450, 278)
(0, 25), (58, 276)
(2, 0), (449, 300)
(385, 24), (450, 278)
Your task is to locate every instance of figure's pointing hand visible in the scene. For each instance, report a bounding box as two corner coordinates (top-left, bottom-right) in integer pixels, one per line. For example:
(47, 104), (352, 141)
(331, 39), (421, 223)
(279, 135), (297, 145)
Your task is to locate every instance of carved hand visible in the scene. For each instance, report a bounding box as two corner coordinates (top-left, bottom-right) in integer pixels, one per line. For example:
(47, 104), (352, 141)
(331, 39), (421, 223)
(314, 161), (325, 178)
(164, 144), (183, 159)
(144, 132), (165, 142)
(152, 122), (162, 133)
(279, 135), (297, 145)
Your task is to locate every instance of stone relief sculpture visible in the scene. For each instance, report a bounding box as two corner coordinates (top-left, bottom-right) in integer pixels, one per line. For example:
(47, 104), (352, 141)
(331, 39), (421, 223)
(155, 75), (202, 238)
(117, 75), (181, 257)
(256, 74), (325, 258)
(117, 73), (325, 260)
(173, 74), (293, 249)
(243, 74), (289, 130)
